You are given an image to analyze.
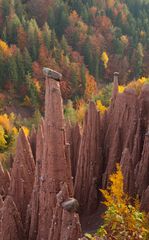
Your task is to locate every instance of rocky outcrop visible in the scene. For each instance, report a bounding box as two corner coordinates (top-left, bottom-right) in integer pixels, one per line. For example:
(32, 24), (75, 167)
(139, 84), (149, 130)
(135, 131), (149, 196)
(29, 127), (37, 161)
(0, 163), (10, 199)
(120, 148), (135, 196)
(111, 75), (118, 102)
(102, 88), (139, 187)
(1, 196), (26, 240)
(0, 195), (3, 239)
(74, 102), (102, 215)
(27, 121), (44, 240)
(49, 183), (82, 240)
(36, 77), (73, 240)
(66, 122), (81, 181)
(0, 195), (3, 208)
(70, 123), (81, 181)
(9, 129), (35, 224)
(1, 73), (81, 240)
(132, 84), (149, 168)
(140, 186), (149, 212)
(101, 82), (149, 211)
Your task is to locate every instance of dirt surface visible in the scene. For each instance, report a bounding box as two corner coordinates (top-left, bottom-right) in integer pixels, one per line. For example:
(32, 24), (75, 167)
(80, 203), (106, 234)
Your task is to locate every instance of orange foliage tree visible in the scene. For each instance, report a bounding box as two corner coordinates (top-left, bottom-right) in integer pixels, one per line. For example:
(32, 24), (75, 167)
(38, 43), (49, 66)
(85, 71), (97, 99)
(95, 15), (112, 32)
(69, 10), (80, 26)
(76, 98), (87, 123)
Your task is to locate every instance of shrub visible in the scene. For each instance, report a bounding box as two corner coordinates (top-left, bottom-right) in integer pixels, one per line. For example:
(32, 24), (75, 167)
(97, 84), (113, 107)
(118, 85), (125, 93)
(96, 100), (107, 114)
(76, 99), (87, 123)
(64, 100), (77, 124)
(126, 77), (149, 95)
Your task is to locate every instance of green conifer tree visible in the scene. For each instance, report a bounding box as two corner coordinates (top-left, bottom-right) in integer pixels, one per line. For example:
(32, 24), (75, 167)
(42, 22), (51, 51)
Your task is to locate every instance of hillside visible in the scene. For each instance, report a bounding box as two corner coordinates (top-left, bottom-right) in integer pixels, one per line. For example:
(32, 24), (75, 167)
(0, 0), (149, 107)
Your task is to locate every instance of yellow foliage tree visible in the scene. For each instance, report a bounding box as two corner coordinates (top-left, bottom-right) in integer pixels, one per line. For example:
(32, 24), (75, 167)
(0, 113), (19, 157)
(0, 39), (11, 57)
(0, 113), (30, 164)
(85, 72), (97, 99)
(0, 114), (12, 133)
(95, 165), (149, 239)
(101, 51), (109, 69)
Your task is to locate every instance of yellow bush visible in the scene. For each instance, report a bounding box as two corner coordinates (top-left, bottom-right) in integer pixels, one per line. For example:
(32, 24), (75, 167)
(76, 99), (87, 123)
(101, 51), (109, 69)
(118, 85), (125, 93)
(12, 127), (18, 136)
(96, 100), (107, 114)
(64, 100), (77, 124)
(0, 114), (12, 133)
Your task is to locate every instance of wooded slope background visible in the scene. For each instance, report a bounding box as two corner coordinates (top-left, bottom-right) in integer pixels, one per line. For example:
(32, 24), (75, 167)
(0, 0), (149, 106)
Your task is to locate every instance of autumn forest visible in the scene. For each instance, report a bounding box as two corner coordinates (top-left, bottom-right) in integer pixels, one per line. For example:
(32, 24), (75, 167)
(1, 0), (149, 240)
(0, 0), (149, 105)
